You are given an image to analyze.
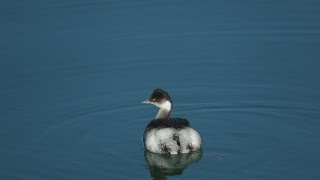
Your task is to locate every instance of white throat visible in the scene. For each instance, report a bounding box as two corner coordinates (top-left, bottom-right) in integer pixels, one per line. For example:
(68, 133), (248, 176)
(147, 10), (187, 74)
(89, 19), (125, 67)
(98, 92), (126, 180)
(155, 100), (172, 119)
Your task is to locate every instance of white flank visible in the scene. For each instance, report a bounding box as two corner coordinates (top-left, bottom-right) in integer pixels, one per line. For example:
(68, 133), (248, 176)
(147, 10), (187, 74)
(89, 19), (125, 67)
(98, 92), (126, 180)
(144, 127), (202, 154)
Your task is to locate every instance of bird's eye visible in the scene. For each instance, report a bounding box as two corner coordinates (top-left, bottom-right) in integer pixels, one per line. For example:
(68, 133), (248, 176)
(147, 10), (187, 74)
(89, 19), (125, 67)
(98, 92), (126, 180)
(152, 98), (156, 102)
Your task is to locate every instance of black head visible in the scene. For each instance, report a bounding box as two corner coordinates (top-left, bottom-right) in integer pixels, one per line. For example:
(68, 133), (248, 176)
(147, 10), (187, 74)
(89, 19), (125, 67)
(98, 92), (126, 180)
(148, 89), (172, 104)
(141, 89), (173, 108)
(142, 88), (173, 118)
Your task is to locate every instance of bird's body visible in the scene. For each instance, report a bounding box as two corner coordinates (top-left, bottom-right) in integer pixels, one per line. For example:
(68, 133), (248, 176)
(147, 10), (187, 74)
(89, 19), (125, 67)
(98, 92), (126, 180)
(142, 89), (202, 154)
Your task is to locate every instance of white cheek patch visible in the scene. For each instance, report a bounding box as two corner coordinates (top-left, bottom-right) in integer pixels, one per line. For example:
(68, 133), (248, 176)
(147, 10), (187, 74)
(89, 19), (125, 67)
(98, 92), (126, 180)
(158, 100), (172, 111)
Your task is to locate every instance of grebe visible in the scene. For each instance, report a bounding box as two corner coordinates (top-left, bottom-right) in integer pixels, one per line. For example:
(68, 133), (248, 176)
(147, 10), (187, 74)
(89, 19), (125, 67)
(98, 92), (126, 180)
(142, 89), (202, 154)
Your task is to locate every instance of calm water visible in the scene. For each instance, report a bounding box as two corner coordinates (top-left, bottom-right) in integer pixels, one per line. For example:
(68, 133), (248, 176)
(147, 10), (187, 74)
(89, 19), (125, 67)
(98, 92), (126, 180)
(1, 0), (320, 179)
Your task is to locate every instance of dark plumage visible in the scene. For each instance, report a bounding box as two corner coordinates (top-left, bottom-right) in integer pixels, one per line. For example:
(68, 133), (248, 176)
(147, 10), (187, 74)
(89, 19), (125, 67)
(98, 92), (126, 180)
(149, 89), (172, 104)
(145, 118), (190, 129)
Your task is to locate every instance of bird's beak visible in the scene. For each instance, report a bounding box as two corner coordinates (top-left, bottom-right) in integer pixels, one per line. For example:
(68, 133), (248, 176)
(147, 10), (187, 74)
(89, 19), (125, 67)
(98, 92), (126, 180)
(141, 100), (151, 104)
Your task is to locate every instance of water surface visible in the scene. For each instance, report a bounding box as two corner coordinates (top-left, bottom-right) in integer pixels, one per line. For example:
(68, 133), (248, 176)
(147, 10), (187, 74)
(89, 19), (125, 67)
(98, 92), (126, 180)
(1, 0), (320, 179)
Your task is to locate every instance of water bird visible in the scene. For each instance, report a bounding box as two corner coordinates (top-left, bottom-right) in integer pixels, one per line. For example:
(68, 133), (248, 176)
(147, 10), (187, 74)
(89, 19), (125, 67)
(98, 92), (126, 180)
(142, 89), (202, 154)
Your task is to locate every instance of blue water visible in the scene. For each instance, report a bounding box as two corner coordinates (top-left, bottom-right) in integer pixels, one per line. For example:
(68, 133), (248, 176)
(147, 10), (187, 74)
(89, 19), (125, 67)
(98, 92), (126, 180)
(1, 0), (320, 179)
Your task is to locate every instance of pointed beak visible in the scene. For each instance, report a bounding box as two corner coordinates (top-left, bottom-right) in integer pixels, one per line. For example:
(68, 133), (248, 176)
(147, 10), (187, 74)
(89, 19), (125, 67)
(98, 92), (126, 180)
(141, 100), (151, 104)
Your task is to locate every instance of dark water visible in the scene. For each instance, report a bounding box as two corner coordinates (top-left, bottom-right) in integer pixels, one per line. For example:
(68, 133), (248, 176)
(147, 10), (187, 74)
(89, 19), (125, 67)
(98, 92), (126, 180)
(1, 0), (320, 179)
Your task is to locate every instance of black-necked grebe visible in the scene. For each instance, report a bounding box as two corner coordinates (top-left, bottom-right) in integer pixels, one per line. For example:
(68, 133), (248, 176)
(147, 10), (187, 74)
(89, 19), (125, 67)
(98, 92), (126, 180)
(142, 89), (202, 154)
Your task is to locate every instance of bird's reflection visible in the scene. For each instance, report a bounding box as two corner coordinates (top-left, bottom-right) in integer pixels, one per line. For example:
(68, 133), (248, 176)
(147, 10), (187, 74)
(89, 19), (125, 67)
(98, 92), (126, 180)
(144, 150), (203, 179)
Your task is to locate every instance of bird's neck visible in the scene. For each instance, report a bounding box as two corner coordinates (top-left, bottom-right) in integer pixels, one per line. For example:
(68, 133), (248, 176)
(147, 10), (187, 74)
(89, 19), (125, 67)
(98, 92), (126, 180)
(156, 109), (171, 119)
(155, 100), (172, 119)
